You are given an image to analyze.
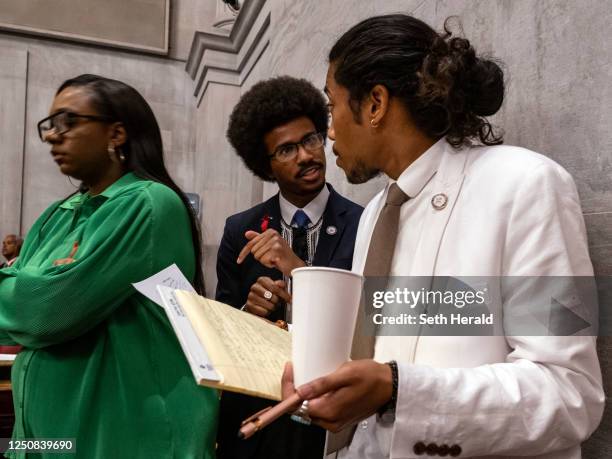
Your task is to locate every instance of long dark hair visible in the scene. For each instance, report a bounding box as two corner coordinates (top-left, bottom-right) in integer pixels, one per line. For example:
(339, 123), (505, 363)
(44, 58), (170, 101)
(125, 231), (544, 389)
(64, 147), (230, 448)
(57, 74), (205, 295)
(329, 15), (504, 147)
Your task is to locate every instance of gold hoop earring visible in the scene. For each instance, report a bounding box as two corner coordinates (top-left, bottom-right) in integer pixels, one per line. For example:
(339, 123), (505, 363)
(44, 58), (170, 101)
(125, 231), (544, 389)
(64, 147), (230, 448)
(370, 119), (378, 128)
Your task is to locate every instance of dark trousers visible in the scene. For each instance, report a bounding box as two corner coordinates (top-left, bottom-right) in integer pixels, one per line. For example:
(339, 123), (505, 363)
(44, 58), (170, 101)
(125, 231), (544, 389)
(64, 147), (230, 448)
(216, 392), (326, 459)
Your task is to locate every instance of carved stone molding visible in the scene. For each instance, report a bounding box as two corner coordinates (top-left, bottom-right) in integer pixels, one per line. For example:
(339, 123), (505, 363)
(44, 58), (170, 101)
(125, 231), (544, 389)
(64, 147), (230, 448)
(213, 0), (240, 31)
(185, 0), (269, 106)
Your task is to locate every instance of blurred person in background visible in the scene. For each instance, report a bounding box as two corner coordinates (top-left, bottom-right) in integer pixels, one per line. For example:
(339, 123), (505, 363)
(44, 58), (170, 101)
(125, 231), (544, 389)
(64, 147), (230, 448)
(1, 234), (23, 268)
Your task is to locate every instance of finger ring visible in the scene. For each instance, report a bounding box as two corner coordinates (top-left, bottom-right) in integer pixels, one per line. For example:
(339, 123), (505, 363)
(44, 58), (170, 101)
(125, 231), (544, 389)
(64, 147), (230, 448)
(263, 290), (273, 300)
(291, 400), (312, 426)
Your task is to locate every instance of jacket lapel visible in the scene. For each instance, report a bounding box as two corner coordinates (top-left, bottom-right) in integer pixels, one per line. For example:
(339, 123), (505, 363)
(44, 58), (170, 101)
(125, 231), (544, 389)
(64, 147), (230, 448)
(412, 144), (469, 276)
(312, 185), (346, 266)
(404, 144), (469, 364)
(251, 193), (282, 234)
(327, 149), (468, 454)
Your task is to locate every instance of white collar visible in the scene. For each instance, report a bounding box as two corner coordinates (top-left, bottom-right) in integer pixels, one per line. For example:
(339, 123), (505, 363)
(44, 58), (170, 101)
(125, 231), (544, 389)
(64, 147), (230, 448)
(279, 184), (330, 227)
(6, 257), (17, 267)
(392, 138), (446, 198)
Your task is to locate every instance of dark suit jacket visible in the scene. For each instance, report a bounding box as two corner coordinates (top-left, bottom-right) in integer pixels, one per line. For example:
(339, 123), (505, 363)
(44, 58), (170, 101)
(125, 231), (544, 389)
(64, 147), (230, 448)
(215, 184), (363, 459)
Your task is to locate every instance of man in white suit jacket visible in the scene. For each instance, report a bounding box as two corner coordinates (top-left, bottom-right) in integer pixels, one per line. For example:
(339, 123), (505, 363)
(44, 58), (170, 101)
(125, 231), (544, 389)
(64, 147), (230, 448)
(281, 14), (604, 459)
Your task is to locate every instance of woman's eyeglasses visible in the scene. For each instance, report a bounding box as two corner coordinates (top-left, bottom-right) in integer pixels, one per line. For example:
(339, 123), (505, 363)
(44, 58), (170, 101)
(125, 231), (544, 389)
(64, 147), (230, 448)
(37, 111), (113, 141)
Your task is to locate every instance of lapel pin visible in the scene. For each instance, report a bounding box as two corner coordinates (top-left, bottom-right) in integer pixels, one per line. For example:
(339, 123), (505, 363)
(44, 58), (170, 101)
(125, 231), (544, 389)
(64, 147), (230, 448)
(326, 225), (337, 235)
(431, 193), (448, 210)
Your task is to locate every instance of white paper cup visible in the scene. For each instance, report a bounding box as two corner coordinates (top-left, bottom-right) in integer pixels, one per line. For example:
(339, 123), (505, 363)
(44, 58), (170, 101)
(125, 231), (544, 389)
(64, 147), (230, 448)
(291, 266), (363, 386)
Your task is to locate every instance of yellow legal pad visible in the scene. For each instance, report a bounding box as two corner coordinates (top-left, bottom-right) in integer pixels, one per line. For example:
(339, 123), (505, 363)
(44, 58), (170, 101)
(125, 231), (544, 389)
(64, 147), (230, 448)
(161, 288), (291, 401)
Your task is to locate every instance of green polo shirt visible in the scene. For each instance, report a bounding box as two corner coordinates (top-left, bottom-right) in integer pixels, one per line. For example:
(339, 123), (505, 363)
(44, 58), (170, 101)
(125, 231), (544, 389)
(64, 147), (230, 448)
(0, 173), (218, 458)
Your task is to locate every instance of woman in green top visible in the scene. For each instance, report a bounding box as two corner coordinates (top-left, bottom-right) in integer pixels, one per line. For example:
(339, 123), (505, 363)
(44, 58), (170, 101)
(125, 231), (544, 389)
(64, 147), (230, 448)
(0, 74), (218, 458)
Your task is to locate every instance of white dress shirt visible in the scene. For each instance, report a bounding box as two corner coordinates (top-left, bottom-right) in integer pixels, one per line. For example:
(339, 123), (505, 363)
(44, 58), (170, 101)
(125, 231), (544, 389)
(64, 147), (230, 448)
(279, 184), (330, 227)
(1, 257), (17, 269)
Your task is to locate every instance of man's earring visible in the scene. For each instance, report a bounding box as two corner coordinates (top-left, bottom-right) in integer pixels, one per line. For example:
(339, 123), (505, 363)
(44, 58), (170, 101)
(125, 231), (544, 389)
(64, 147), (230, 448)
(370, 119), (379, 128)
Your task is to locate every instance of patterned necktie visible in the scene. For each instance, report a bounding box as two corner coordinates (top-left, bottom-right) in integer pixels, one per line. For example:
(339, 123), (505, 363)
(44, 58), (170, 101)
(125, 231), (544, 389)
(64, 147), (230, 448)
(291, 210), (311, 262)
(352, 182), (409, 359)
(291, 209), (310, 229)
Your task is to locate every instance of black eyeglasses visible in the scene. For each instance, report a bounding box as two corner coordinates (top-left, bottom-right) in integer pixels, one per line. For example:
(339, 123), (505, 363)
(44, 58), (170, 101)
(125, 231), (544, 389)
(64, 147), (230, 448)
(268, 132), (325, 162)
(37, 110), (113, 141)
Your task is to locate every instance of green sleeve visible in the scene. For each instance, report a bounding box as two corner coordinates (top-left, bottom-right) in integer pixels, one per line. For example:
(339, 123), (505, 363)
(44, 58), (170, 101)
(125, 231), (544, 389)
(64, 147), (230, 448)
(0, 184), (195, 348)
(0, 200), (65, 346)
(0, 330), (16, 346)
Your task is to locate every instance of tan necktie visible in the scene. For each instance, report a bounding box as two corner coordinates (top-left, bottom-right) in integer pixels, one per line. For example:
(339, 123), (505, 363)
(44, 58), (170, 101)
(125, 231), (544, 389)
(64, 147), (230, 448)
(351, 182), (409, 359)
(327, 183), (410, 456)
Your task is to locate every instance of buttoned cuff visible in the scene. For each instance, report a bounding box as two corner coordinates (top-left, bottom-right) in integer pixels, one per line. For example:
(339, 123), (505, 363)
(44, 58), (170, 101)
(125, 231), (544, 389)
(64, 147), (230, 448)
(390, 363), (465, 458)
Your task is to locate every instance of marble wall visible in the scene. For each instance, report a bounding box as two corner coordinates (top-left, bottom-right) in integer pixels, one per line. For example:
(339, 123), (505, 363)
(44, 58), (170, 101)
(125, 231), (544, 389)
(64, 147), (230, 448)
(170, 0), (220, 60)
(194, 81), (257, 293)
(257, 0), (612, 237)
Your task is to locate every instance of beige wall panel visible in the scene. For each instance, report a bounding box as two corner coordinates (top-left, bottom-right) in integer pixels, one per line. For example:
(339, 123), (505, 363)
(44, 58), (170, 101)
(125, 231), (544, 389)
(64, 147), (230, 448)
(0, 47), (27, 239)
(194, 81), (258, 294)
(0, 0), (169, 53)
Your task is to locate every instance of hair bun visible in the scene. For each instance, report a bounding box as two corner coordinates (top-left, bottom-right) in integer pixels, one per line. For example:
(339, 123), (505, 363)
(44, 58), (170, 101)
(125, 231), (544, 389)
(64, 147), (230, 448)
(329, 14), (504, 147)
(463, 58), (504, 116)
(445, 37), (504, 117)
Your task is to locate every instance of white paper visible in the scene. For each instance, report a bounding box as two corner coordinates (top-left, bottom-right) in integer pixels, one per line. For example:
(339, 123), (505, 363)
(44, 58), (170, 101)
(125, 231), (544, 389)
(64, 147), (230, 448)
(132, 264), (195, 308)
(157, 285), (221, 382)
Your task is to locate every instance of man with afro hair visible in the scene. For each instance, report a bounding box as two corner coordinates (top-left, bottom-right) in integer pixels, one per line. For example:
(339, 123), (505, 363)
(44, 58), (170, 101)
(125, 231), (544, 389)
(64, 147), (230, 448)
(215, 75), (362, 459)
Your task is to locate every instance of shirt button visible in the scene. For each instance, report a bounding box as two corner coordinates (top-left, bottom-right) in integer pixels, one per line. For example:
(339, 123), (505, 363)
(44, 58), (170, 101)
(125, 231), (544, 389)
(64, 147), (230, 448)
(359, 420), (368, 429)
(413, 442), (426, 455)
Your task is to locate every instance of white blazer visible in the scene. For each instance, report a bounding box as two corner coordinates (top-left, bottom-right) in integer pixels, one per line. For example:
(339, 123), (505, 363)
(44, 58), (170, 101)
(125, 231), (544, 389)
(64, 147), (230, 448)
(336, 142), (604, 459)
